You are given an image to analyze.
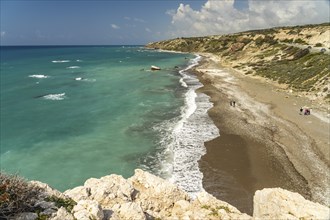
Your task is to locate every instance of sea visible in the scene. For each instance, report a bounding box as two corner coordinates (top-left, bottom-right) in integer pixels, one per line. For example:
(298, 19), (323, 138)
(0, 46), (219, 194)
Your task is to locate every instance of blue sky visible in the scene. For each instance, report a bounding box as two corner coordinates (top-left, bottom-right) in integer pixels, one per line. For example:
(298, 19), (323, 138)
(0, 0), (329, 45)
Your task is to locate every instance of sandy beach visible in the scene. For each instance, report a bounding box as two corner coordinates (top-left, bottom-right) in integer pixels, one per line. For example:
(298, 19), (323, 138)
(195, 54), (330, 214)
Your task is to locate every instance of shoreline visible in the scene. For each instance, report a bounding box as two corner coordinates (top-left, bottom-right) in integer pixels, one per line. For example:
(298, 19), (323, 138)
(194, 54), (330, 214)
(164, 55), (220, 196)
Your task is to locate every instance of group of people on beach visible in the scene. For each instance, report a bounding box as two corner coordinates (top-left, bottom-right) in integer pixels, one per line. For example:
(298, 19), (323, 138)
(230, 100), (236, 107)
(300, 107), (311, 115)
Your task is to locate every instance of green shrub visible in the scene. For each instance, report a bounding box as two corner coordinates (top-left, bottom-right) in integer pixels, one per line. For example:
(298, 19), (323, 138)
(282, 38), (294, 43)
(294, 38), (307, 44)
(293, 48), (310, 59)
(45, 196), (76, 213)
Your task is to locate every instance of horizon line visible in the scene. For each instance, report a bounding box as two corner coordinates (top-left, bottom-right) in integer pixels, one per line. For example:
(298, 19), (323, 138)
(0, 44), (145, 47)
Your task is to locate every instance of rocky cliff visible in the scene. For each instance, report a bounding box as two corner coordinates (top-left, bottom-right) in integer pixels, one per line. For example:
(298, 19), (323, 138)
(5, 169), (329, 220)
(146, 23), (330, 105)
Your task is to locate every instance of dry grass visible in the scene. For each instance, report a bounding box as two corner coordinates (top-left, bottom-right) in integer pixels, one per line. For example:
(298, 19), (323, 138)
(0, 172), (44, 219)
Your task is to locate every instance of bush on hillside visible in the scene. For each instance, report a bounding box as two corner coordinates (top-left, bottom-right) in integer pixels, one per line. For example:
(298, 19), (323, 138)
(294, 38), (308, 45)
(293, 48), (310, 60)
(0, 173), (44, 219)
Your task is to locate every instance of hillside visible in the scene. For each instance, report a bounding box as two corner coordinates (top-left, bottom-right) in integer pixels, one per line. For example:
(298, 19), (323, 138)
(146, 23), (330, 104)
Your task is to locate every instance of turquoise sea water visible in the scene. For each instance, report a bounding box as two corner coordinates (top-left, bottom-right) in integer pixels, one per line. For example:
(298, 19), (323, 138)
(0, 46), (198, 191)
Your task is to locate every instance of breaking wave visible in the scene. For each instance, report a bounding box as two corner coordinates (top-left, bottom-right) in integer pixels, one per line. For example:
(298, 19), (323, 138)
(66, 66), (80, 69)
(52, 60), (70, 63)
(42, 93), (66, 101)
(154, 55), (219, 197)
(29, 74), (49, 79)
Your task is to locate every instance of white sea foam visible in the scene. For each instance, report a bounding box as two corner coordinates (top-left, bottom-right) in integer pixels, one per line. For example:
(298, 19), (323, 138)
(74, 78), (96, 82)
(179, 77), (188, 88)
(85, 79), (96, 82)
(67, 66), (80, 69)
(29, 74), (49, 79)
(155, 55), (219, 197)
(52, 60), (70, 63)
(42, 93), (66, 100)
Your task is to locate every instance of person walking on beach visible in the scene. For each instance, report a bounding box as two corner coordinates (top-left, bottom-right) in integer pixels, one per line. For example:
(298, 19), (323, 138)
(304, 109), (310, 115)
(230, 100), (236, 107)
(300, 107), (303, 115)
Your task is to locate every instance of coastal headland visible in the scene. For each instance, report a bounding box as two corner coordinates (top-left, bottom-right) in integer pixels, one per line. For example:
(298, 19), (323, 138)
(146, 23), (330, 214)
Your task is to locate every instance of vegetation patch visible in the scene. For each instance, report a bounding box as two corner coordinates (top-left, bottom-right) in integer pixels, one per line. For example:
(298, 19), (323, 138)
(0, 173), (44, 219)
(254, 52), (329, 91)
(146, 23), (330, 98)
(45, 195), (77, 213)
(201, 204), (232, 216)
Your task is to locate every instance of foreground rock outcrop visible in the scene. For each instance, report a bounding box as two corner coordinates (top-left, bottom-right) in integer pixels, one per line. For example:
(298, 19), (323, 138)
(10, 169), (330, 220)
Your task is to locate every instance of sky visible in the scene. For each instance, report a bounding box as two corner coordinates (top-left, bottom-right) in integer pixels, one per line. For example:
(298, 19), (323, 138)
(0, 0), (329, 45)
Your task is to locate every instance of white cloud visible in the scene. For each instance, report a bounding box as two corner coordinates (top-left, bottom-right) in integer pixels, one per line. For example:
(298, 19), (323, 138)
(145, 28), (152, 33)
(168, 0), (330, 37)
(124, 17), (145, 23)
(1, 31), (5, 37)
(111, 24), (120, 29)
(134, 18), (145, 23)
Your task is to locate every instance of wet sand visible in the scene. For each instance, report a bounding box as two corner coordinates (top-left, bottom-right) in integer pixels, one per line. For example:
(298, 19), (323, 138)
(195, 55), (330, 214)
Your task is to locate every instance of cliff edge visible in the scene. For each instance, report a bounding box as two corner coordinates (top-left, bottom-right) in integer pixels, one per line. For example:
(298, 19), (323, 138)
(2, 169), (329, 220)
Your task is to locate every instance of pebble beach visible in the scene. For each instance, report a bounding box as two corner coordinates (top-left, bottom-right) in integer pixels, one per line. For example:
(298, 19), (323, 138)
(195, 54), (330, 214)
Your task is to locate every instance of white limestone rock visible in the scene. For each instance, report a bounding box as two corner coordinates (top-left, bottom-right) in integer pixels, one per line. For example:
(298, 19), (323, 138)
(253, 188), (330, 220)
(84, 174), (134, 208)
(49, 207), (74, 220)
(64, 186), (91, 202)
(25, 170), (330, 220)
(72, 199), (104, 220)
(65, 174), (134, 209)
(191, 191), (252, 220)
(112, 202), (146, 220)
(128, 169), (190, 215)
(29, 181), (66, 199)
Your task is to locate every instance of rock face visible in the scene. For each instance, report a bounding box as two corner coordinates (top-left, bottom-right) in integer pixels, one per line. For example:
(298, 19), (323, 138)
(72, 200), (104, 220)
(63, 169), (250, 220)
(24, 169), (329, 220)
(253, 188), (330, 220)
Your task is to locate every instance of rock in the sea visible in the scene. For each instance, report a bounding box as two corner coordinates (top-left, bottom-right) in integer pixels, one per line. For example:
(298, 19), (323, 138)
(72, 199), (104, 220)
(253, 188), (330, 220)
